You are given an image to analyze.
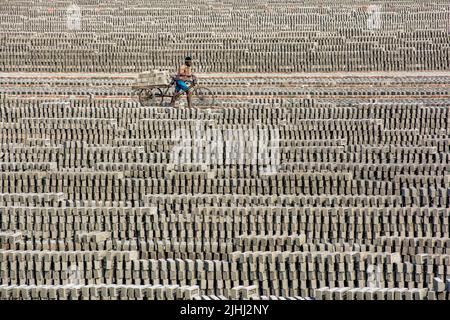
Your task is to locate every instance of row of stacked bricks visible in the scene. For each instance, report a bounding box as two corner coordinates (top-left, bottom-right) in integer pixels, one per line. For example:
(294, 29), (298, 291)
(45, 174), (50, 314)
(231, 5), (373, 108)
(1, 76), (450, 100)
(0, 0), (449, 73)
(0, 72), (449, 299)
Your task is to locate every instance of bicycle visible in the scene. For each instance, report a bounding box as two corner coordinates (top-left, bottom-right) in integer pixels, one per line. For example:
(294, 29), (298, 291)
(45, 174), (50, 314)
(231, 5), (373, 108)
(132, 75), (215, 107)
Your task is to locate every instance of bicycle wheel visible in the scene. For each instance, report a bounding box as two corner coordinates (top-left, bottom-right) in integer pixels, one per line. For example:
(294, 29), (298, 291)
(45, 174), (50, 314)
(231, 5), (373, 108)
(158, 87), (174, 106)
(138, 88), (163, 107)
(191, 86), (215, 107)
(138, 89), (152, 106)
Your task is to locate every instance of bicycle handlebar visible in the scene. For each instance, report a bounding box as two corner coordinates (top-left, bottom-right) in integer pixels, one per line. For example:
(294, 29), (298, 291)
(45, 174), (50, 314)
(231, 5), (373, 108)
(171, 75), (198, 85)
(172, 74), (197, 79)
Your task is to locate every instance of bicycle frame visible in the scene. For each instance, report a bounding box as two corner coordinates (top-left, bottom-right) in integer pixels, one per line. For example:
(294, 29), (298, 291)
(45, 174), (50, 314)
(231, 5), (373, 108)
(168, 78), (197, 102)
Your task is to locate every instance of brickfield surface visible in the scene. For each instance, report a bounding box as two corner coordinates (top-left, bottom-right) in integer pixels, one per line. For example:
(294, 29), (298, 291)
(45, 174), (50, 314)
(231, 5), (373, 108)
(0, 72), (449, 300)
(0, 0), (449, 73)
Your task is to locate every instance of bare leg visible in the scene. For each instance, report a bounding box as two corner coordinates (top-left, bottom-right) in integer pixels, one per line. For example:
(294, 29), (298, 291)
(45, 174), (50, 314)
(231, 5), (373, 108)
(170, 91), (181, 107)
(187, 91), (192, 108)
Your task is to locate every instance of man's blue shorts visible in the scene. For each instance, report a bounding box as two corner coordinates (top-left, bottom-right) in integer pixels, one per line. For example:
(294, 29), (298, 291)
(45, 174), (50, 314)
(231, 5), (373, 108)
(175, 80), (192, 93)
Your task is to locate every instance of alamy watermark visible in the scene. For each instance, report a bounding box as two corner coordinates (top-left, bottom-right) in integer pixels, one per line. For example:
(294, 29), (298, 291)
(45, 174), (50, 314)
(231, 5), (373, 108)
(367, 253), (401, 288)
(67, 4), (82, 31)
(169, 122), (281, 174)
(366, 5), (382, 30)
(367, 263), (384, 288)
(65, 264), (82, 285)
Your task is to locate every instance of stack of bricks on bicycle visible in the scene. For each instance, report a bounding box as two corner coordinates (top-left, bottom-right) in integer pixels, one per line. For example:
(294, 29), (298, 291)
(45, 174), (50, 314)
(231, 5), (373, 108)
(135, 70), (171, 86)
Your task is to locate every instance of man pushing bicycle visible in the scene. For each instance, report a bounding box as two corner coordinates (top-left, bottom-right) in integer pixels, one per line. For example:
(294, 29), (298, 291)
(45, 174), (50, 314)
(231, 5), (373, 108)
(170, 56), (197, 108)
